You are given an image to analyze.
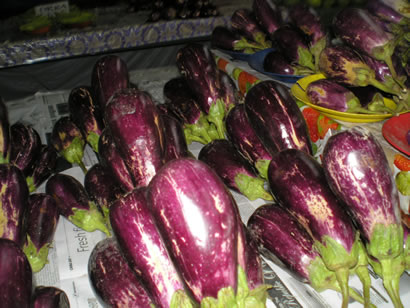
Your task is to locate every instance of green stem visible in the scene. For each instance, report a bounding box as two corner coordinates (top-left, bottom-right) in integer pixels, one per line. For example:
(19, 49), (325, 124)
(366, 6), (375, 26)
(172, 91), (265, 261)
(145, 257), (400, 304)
(355, 265), (372, 308)
(335, 268), (350, 308)
(78, 160), (88, 174)
(379, 258), (404, 308)
(329, 286), (377, 308)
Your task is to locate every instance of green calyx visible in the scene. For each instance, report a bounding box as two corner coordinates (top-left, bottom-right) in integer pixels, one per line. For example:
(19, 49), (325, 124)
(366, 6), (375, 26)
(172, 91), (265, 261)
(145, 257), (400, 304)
(60, 136), (87, 173)
(170, 290), (196, 308)
(87, 132), (100, 154)
(234, 173), (272, 201)
(26, 176), (36, 193)
(310, 36), (327, 72)
(366, 223), (403, 261)
(69, 201), (111, 236)
(23, 235), (50, 273)
(297, 46), (316, 71)
(395, 171), (410, 195)
(254, 159), (271, 180)
(206, 99), (226, 139)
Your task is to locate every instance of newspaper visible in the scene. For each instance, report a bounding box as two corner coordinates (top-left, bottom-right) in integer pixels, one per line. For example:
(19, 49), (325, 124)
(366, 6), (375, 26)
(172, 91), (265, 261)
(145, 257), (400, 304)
(5, 67), (409, 308)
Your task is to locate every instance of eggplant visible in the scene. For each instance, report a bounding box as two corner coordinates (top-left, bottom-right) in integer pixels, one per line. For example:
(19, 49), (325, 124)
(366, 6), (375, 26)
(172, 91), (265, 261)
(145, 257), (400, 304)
(243, 224), (264, 290)
(98, 128), (135, 192)
(9, 122), (42, 175)
(0, 96), (10, 164)
(306, 78), (388, 114)
(263, 49), (313, 75)
(225, 104), (272, 179)
(322, 127), (405, 308)
(252, 0), (282, 35)
(109, 187), (188, 308)
(148, 158), (269, 305)
(160, 114), (191, 162)
(68, 86), (104, 153)
(0, 163), (29, 247)
(104, 88), (165, 188)
(347, 85), (394, 113)
(163, 76), (193, 102)
(366, 0), (409, 24)
(88, 237), (154, 308)
(31, 286), (70, 308)
(244, 80), (312, 156)
(210, 26), (264, 52)
(91, 55), (129, 112)
(45, 173), (110, 236)
(198, 139), (273, 201)
(230, 9), (271, 48)
(22, 193), (59, 273)
(176, 43), (226, 139)
(218, 69), (242, 111)
(247, 204), (372, 307)
(267, 149), (371, 308)
(50, 116), (87, 173)
(0, 238), (32, 308)
(272, 25), (315, 71)
(83, 163), (124, 225)
(25, 145), (58, 193)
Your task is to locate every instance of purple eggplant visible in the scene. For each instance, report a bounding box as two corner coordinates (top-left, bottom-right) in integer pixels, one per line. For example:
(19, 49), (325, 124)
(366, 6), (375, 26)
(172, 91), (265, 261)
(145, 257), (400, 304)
(243, 224), (264, 290)
(83, 163), (124, 225)
(161, 114), (191, 162)
(0, 163), (29, 246)
(25, 145), (58, 193)
(88, 237), (154, 308)
(148, 158), (269, 305)
(225, 104), (272, 179)
(263, 49), (313, 75)
(252, 0), (282, 35)
(306, 78), (389, 114)
(218, 69), (242, 111)
(199, 139), (272, 201)
(247, 204), (372, 306)
(50, 116), (87, 173)
(46, 173), (110, 236)
(347, 85), (394, 113)
(0, 96), (11, 164)
(31, 286), (70, 308)
(268, 149), (371, 308)
(366, 0), (409, 25)
(9, 122), (42, 175)
(104, 88), (165, 188)
(68, 86), (104, 154)
(322, 127), (405, 308)
(0, 238), (32, 308)
(91, 55), (129, 112)
(98, 128), (135, 192)
(230, 9), (271, 48)
(210, 26), (264, 52)
(163, 76), (194, 102)
(244, 80), (312, 156)
(176, 43), (226, 139)
(109, 187), (189, 307)
(272, 25), (315, 71)
(22, 193), (59, 273)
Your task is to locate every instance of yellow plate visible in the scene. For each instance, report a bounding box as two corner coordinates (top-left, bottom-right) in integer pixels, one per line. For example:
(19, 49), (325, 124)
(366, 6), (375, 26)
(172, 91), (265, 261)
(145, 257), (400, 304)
(290, 74), (398, 123)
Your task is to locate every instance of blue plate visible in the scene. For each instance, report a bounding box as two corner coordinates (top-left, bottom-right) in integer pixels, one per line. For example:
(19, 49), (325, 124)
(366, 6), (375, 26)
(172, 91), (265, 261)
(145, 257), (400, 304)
(248, 48), (305, 84)
(215, 48), (253, 62)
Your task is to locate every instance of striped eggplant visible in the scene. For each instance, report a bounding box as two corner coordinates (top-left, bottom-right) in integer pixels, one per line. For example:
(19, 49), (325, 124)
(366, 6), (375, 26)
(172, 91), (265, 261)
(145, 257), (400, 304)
(210, 26), (264, 52)
(263, 50), (313, 76)
(247, 204), (372, 307)
(322, 126), (405, 308)
(366, 0), (409, 24)
(68, 86), (104, 153)
(244, 80), (312, 156)
(218, 69), (242, 111)
(25, 145), (58, 193)
(243, 224), (264, 290)
(31, 286), (70, 308)
(22, 193), (59, 273)
(46, 173), (110, 236)
(104, 88), (165, 188)
(98, 128), (135, 192)
(225, 104), (272, 179)
(0, 96), (10, 164)
(198, 139), (272, 201)
(267, 149), (371, 308)
(0, 163), (29, 246)
(109, 187), (189, 308)
(9, 122), (42, 175)
(91, 55), (129, 112)
(0, 238), (32, 308)
(83, 163), (124, 226)
(160, 113), (191, 162)
(148, 158), (269, 305)
(88, 237), (153, 308)
(50, 116), (87, 173)
(252, 0), (282, 36)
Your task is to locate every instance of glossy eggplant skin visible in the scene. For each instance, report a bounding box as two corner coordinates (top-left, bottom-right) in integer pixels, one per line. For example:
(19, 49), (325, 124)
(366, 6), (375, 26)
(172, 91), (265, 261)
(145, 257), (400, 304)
(0, 238), (32, 308)
(366, 0), (408, 24)
(91, 55), (129, 112)
(148, 158), (239, 303)
(98, 128), (135, 193)
(225, 104), (272, 179)
(263, 50), (297, 75)
(161, 114), (191, 162)
(289, 5), (325, 47)
(252, 0), (281, 35)
(31, 286), (70, 308)
(88, 237), (153, 308)
(243, 225), (264, 289)
(0, 96), (11, 164)
(9, 122), (42, 175)
(23, 193), (59, 273)
(109, 187), (185, 308)
(0, 163), (29, 246)
(244, 80), (312, 156)
(104, 88), (165, 188)
(68, 86), (105, 153)
(163, 76), (194, 102)
(218, 69), (242, 111)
